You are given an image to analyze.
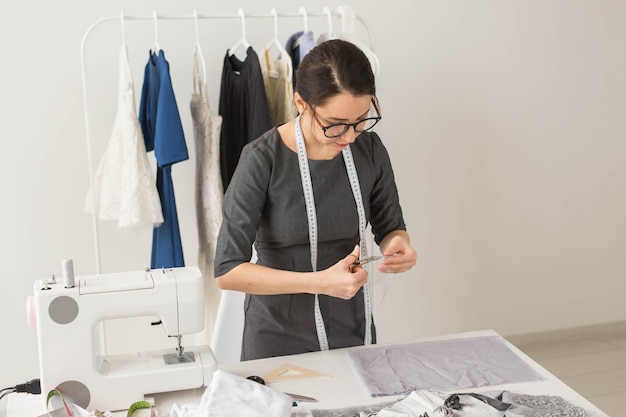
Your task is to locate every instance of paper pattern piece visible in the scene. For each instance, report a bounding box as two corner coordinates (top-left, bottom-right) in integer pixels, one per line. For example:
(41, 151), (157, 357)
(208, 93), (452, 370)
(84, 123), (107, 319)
(263, 363), (329, 383)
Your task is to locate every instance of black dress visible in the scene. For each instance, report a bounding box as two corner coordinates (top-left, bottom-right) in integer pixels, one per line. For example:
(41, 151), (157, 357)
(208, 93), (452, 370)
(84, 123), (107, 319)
(214, 128), (407, 360)
(218, 47), (272, 190)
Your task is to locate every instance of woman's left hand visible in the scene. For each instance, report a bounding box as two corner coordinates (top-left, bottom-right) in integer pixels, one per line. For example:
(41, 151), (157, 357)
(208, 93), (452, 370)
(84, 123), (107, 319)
(378, 231), (418, 274)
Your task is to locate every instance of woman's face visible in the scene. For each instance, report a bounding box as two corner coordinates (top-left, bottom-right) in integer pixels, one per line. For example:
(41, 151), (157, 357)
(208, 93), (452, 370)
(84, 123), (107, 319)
(300, 92), (373, 159)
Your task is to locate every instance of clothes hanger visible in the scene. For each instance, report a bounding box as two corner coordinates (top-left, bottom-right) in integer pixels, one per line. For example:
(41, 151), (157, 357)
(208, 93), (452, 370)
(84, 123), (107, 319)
(322, 6), (335, 38)
(228, 8), (251, 57)
(337, 6), (379, 76)
(151, 9), (161, 54)
(192, 9), (207, 96)
(299, 6), (309, 33)
(120, 9), (126, 45)
(118, 9), (133, 86)
(265, 7), (289, 58)
(119, 9), (132, 82)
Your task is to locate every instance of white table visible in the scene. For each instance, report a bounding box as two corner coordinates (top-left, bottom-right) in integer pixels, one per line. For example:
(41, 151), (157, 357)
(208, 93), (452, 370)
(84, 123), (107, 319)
(7, 330), (609, 416)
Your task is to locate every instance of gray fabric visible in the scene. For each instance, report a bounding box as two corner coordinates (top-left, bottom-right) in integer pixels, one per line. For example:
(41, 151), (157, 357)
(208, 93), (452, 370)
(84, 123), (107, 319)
(214, 128), (406, 360)
(309, 398), (404, 417)
(351, 390), (587, 417)
(501, 391), (587, 417)
(445, 391), (588, 417)
(347, 336), (546, 397)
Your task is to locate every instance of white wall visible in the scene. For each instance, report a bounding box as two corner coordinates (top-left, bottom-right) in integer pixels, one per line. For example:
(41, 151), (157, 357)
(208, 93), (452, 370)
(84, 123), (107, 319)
(2, 0), (626, 414)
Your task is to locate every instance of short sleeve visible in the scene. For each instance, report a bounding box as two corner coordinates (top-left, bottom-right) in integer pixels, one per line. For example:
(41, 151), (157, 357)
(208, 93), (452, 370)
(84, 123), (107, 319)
(214, 142), (271, 277)
(154, 56), (188, 166)
(366, 133), (407, 245)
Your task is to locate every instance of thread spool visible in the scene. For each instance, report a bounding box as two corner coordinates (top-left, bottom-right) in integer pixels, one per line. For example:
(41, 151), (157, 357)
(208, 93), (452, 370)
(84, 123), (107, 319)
(62, 258), (75, 288)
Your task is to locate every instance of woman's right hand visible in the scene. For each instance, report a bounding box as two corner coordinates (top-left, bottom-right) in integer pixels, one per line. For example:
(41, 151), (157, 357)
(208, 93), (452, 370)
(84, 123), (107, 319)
(316, 246), (368, 300)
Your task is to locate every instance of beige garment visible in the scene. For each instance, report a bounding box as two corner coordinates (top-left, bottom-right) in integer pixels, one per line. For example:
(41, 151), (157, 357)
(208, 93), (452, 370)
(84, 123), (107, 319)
(259, 47), (297, 126)
(190, 46), (223, 345)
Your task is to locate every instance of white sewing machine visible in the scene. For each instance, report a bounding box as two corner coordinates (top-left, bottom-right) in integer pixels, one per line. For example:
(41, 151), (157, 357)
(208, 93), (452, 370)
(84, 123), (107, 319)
(29, 263), (217, 412)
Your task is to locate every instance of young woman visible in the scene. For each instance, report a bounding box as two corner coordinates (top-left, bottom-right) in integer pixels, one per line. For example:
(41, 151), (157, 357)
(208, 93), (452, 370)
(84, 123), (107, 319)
(214, 39), (417, 360)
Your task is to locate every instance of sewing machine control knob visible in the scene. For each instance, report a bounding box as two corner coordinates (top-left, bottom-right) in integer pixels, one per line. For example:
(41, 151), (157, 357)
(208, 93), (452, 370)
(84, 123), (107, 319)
(41, 273), (62, 290)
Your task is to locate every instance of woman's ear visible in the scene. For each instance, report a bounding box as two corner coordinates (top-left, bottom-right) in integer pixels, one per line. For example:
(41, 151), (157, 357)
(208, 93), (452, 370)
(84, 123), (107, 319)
(294, 92), (307, 115)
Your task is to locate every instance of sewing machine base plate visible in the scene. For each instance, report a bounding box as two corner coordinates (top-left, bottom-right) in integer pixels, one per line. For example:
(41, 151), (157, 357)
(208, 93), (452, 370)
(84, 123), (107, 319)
(163, 351), (196, 364)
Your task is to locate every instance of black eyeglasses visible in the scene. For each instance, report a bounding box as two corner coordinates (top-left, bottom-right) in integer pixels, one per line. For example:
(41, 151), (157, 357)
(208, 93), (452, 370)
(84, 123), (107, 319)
(311, 98), (382, 138)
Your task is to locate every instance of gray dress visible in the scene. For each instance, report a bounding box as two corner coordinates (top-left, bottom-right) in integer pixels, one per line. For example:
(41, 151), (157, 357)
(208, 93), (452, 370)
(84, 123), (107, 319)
(214, 127), (406, 360)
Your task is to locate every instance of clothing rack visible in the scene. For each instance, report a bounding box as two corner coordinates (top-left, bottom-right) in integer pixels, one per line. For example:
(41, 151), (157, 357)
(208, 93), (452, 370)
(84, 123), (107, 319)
(80, 6), (376, 274)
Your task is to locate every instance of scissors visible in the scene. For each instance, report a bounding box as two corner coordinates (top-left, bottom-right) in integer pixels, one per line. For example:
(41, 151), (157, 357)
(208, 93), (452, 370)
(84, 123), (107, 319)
(246, 375), (318, 403)
(351, 255), (386, 267)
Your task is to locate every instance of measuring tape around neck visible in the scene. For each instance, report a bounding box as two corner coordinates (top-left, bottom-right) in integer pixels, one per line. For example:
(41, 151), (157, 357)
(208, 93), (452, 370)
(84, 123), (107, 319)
(294, 116), (373, 350)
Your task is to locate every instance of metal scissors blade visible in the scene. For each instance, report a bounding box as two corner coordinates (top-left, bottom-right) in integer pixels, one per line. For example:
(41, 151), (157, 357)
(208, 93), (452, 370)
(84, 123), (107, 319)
(285, 392), (318, 402)
(352, 255), (385, 267)
(246, 375), (318, 403)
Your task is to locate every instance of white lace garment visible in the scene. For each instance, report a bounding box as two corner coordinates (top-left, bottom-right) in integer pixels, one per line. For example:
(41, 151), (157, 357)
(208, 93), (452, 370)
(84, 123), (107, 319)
(85, 44), (163, 229)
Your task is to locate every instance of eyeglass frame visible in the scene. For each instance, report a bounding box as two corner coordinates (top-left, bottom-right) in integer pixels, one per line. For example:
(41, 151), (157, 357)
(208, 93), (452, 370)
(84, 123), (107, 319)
(310, 97), (382, 138)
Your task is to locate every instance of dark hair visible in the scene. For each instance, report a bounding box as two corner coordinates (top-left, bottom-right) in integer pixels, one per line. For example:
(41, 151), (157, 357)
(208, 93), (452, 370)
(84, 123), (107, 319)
(295, 39), (376, 107)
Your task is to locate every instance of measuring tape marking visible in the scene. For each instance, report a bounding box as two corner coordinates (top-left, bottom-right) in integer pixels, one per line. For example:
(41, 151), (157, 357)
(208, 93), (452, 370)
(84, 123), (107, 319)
(294, 116), (372, 350)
